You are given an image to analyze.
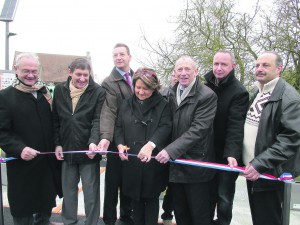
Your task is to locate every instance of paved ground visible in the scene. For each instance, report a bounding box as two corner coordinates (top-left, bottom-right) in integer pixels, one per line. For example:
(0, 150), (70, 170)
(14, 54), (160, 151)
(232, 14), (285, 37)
(1, 165), (300, 224)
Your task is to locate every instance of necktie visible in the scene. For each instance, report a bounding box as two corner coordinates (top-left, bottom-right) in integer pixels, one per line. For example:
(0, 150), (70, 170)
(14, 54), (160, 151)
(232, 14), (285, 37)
(180, 89), (184, 96)
(124, 72), (133, 92)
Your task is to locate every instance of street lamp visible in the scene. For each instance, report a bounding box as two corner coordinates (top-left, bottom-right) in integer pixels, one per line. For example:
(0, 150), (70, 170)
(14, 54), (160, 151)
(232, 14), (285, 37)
(4, 23), (17, 69)
(0, 0), (19, 70)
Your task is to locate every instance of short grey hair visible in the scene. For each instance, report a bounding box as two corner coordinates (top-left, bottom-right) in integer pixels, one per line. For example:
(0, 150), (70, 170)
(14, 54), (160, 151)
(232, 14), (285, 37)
(15, 52), (40, 67)
(261, 51), (283, 67)
(215, 50), (236, 63)
(175, 55), (198, 69)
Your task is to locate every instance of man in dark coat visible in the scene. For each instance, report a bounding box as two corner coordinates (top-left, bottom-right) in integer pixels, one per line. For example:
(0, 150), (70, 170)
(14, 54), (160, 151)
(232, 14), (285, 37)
(243, 51), (300, 225)
(53, 58), (106, 225)
(156, 56), (217, 225)
(204, 50), (249, 225)
(98, 43), (133, 225)
(0, 52), (59, 225)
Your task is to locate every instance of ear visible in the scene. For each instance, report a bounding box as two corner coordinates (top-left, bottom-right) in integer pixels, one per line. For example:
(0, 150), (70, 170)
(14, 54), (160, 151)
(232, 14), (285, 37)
(68, 68), (72, 76)
(195, 67), (199, 77)
(277, 65), (283, 76)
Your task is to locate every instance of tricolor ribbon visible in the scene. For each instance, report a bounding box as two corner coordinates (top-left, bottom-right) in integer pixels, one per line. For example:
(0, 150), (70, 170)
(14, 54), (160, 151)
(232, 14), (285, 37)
(0, 157), (17, 163)
(0, 150), (294, 183)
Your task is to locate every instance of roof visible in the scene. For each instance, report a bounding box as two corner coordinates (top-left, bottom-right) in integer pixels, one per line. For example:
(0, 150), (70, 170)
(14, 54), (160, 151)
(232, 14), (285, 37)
(14, 51), (93, 84)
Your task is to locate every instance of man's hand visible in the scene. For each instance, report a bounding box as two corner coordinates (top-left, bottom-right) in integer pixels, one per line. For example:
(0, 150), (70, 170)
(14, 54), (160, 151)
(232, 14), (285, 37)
(117, 144), (129, 161)
(97, 139), (110, 155)
(227, 157), (238, 168)
(244, 164), (260, 181)
(138, 142), (154, 163)
(55, 146), (64, 160)
(155, 149), (170, 164)
(21, 147), (39, 161)
(87, 143), (98, 159)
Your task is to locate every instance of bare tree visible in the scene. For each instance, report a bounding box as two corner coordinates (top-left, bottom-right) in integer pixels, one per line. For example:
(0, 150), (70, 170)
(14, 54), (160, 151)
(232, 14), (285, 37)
(141, 0), (300, 91)
(262, 0), (300, 90)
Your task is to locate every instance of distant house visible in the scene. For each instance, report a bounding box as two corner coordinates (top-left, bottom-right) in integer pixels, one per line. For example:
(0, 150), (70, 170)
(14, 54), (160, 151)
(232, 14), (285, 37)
(13, 51), (93, 85)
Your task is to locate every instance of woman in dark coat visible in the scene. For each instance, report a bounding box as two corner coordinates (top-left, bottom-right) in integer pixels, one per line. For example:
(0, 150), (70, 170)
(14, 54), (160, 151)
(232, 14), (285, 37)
(114, 67), (172, 225)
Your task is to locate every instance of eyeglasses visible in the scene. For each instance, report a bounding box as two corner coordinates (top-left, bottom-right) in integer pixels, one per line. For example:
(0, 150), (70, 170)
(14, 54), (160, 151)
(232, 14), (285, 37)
(20, 69), (39, 76)
(135, 68), (157, 78)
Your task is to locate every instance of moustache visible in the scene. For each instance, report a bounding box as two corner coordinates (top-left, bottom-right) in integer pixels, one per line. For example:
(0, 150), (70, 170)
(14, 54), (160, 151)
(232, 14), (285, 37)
(256, 72), (266, 76)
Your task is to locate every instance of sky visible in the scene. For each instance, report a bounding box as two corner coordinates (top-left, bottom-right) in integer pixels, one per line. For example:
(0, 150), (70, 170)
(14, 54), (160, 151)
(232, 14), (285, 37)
(0, 0), (272, 83)
(0, 0), (184, 82)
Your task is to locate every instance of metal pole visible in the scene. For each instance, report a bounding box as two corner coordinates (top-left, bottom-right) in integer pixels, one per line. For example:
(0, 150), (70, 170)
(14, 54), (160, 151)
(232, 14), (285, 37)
(0, 164), (4, 225)
(5, 22), (9, 70)
(282, 182), (292, 225)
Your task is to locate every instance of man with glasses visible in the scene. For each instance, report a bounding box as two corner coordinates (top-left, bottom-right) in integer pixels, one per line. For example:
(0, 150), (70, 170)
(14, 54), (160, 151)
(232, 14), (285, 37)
(0, 52), (61, 225)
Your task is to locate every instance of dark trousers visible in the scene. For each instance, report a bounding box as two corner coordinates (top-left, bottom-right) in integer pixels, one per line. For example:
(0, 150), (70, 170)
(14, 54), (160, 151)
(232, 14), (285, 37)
(246, 180), (283, 225)
(210, 170), (239, 225)
(131, 197), (159, 225)
(171, 182), (210, 225)
(13, 210), (51, 225)
(161, 184), (173, 220)
(103, 154), (132, 224)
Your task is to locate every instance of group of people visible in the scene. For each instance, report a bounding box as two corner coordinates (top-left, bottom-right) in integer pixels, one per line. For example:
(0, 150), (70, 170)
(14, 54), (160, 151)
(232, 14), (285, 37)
(0, 43), (299, 225)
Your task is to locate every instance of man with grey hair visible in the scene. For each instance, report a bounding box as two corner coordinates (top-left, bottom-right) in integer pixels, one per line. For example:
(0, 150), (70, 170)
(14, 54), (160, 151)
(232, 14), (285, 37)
(204, 50), (249, 225)
(243, 51), (300, 225)
(156, 56), (217, 225)
(0, 52), (61, 225)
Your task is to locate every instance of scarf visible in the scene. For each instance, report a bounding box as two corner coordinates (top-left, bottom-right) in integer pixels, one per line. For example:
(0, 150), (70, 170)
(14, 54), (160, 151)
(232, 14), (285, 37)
(176, 78), (196, 105)
(69, 80), (88, 113)
(12, 77), (53, 107)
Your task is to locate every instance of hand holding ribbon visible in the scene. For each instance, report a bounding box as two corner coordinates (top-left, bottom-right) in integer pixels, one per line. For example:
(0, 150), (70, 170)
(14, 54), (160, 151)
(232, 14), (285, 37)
(117, 144), (130, 161)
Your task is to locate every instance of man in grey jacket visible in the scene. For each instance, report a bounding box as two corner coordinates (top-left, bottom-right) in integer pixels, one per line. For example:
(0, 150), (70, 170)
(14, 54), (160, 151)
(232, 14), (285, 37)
(243, 51), (300, 225)
(98, 43), (134, 225)
(156, 55), (217, 225)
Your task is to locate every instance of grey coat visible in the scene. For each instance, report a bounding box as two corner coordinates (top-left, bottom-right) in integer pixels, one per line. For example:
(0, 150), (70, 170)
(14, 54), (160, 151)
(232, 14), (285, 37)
(165, 77), (218, 183)
(250, 78), (300, 191)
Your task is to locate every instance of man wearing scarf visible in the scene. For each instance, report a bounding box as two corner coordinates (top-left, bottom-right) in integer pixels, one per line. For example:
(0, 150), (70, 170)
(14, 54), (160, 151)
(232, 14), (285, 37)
(53, 58), (106, 225)
(0, 52), (60, 225)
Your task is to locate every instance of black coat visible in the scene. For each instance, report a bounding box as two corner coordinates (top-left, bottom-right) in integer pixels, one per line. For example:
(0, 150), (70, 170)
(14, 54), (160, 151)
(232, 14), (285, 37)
(165, 77), (218, 183)
(53, 77), (106, 164)
(204, 70), (249, 163)
(0, 87), (59, 217)
(250, 78), (300, 191)
(114, 91), (172, 201)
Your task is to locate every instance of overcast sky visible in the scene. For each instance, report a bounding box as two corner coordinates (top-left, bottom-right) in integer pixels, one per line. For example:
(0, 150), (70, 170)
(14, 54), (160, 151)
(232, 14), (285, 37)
(0, 0), (271, 82)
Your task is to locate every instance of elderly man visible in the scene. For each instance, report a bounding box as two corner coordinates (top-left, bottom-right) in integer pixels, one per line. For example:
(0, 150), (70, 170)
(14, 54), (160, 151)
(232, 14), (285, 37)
(243, 51), (300, 225)
(0, 52), (60, 225)
(156, 55), (217, 225)
(204, 50), (249, 225)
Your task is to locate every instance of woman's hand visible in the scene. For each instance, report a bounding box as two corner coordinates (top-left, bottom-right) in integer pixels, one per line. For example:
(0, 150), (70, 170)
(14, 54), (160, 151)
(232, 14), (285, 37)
(138, 142), (154, 163)
(117, 144), (129, 161)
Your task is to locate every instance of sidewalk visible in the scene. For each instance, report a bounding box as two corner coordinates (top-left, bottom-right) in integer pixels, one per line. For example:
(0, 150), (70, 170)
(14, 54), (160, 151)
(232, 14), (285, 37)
(1, 165), (300, 225)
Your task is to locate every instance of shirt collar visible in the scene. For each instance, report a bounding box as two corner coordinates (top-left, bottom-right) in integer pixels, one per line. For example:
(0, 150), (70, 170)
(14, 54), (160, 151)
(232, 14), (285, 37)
(255, 77), (280, 94)
(116, 67), (130, 77)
